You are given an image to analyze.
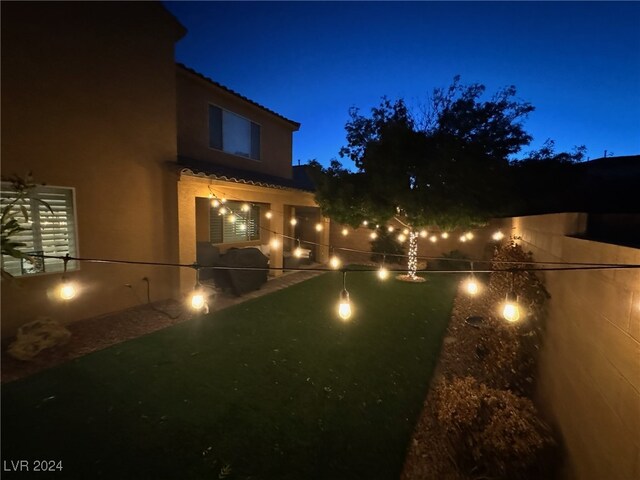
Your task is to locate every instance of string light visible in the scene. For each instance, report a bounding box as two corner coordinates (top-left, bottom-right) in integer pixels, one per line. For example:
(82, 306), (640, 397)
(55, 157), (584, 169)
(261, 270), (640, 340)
(270, 238), (280, 249)
(293, 239), (303, 258)
(315, 223), (323, 232)
(290, 218), (298, 226)
(211, 199), (220, 208)
(377, 266), (389, 280)
(397, 233), (407, 243)
(189, 267), (208, 312)
(492, 230), (505, 241)
(241, 203), (251, 212)
(227, 215), (236, 223)
(329, 255), (341, 270)
(465, 232), (474, 240)
(58, 255), (77, 300)
(341, 228), (349, 236)
(463, 262), (480, 296)
(459, 235), (467, 242)
(219, 206), (228, 215)
(419, 230), (428, 238)
(388, 226), (395, 233)
(265, 211), (273, 219)
(441, 232), (449, 239)
(403, 228), (409, 235)
(362, 220), (368, 226)
(370, 232), (378, 240)
(502, 291), (520, 322)
(338, 271), (352, 321)
(430, 235), (437, 243)
(220, 198), (227, 204)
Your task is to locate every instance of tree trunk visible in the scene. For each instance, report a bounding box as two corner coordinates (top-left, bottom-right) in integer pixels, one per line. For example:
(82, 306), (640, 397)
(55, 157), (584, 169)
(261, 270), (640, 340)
(407, 230), (418, 278)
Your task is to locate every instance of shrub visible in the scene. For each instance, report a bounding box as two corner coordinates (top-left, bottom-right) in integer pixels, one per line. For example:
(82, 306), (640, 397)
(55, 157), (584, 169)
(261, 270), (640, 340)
(435, 376), (556, 480)
(370, 229), (405, 264)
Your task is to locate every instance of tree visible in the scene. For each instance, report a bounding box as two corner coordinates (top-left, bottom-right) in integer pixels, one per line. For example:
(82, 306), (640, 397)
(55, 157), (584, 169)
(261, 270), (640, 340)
(310, 78), (535, 279)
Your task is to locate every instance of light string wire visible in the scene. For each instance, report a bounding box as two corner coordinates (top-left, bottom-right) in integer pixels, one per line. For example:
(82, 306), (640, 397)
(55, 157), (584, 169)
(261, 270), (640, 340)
(26, 253), (640, 274)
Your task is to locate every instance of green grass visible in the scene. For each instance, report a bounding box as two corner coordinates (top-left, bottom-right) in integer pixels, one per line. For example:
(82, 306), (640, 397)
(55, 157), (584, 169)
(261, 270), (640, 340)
(1, 272), (459, 480)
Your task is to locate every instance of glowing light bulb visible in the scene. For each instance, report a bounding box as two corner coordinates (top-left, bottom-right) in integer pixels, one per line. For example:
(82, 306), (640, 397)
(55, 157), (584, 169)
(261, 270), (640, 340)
(208, 193), (214, 199)
(441, 232), (449, 239)
(241, 203), (251, 212)
(219, 207), (228, 215)
(375, 224), (380, 228)
(362, 220), (368, 226)
(290, 218), (298, 226)
(397, 234), (406, 243)
(191, 291), (206, 310)
(265, 211), (273, 219)
(464, 276), (479, 296)
(59, 280), (76, 300)
(338, 289), (352, 321)
(294, 247), (303, 258)
(341, 228), (349, 236)
(459, 235), (467, 242)
(403, 228), (409, 235)
(419, 230), (428, 238)
(466, 232), (474, 240)
(315, 223), (323, 232)
(388, 226), (395, 233)
(238, 223), (246, 231)
(429, 235), (437, 243)
(329, 255), (341, 269)
(212, 199), (220, 208)
(502, 292), (520, 322)
(228, 215), (236, 223)
(377, 267), (389, 280)
(370, 232), (378, 240)
(220, 198), (227, 204)
(270, 238), (280, 249)
(492, 230), (504, 241)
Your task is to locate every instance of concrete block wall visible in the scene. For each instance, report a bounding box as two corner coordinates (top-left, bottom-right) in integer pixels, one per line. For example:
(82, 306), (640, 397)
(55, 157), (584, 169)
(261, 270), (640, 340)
(512, 213), (640, 480)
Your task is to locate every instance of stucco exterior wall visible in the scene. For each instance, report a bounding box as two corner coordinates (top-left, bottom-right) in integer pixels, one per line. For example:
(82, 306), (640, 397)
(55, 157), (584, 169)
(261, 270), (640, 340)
(329, 218), (511, 265)
(512, 213), (640, 480)
(176, 68), (297, 180)
(1, 2), (183, 337)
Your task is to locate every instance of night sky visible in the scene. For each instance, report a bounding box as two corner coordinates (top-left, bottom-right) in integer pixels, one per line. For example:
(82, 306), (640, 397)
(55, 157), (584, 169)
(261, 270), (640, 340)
(164, 1), (640, 168)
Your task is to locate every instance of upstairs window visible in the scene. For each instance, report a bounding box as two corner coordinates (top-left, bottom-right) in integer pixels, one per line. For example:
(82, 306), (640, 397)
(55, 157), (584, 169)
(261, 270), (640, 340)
(209, 105), (261, 160)
(210, 201), (261, 244)
(1, 184), (78, 276)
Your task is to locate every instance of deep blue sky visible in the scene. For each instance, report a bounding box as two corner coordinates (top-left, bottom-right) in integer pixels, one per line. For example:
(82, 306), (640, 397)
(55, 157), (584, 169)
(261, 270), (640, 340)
(165, 1), (640, 168)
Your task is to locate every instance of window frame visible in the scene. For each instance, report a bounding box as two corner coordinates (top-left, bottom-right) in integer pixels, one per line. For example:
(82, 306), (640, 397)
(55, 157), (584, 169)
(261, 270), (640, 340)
(0, 183), (80, 278)
(208, 103), (262, 162)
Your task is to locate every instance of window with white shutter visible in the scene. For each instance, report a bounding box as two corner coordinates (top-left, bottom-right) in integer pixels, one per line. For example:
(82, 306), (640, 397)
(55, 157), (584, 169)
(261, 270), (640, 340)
(1, 184), (78, 276)
(210, 201), (260, 244)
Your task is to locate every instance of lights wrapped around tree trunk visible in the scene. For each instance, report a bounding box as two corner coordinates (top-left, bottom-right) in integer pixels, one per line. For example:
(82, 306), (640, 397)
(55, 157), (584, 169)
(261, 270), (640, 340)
(407, 230), (419, 279)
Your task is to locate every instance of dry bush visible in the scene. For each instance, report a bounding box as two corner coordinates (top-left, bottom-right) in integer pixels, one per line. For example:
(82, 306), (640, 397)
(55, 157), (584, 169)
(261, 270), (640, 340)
(435, 376), (556, 480)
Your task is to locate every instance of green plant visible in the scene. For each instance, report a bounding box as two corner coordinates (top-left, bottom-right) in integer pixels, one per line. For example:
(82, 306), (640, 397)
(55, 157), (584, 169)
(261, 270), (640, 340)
(370, 228), (405, 264)
(435, 376), (556, 480)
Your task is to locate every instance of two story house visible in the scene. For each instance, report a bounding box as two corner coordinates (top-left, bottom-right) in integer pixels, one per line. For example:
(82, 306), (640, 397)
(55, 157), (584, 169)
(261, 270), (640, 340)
(0, 2), (327, 338)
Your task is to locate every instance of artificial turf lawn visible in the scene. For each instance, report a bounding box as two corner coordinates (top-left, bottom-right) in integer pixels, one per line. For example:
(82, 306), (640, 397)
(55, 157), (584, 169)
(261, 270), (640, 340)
(1, 272), (459, 480)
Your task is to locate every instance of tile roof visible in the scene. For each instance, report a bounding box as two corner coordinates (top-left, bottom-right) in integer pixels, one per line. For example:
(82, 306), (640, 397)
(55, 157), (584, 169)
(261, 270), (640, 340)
(177, 63), (300, 129)
(177, 157), (315, 192)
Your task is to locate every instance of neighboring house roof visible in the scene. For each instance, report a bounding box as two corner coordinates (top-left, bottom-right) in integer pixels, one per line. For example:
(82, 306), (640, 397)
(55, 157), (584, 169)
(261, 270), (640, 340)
(176, 63), (301, 130)
(177, 157), (315, 192)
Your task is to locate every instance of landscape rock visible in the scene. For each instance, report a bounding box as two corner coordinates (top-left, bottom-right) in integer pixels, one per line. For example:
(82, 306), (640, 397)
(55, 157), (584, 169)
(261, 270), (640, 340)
(7, 317), (71, 361)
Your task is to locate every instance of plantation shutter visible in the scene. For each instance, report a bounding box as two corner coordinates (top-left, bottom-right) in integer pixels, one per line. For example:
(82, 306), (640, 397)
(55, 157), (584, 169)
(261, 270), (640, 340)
(209, 202), (260, 244)
(0, 184), (78, 276)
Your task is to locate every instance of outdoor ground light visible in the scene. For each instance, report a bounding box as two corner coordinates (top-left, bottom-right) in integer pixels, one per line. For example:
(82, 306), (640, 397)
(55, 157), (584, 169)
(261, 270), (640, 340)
(58, 255), (77, 300)
(315, 223), (323, 232)
(502, 291), (521, 322)
(290, 218), (298, 226)
(338, 272), (352, 321)
(441, 232), (449, 239)
(463, 275), (480, 296)
(265, 210), (273, 219)
(492, 230), (505, 241)
(341, 228), (349, 236)
(329, 255), (341, 269)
